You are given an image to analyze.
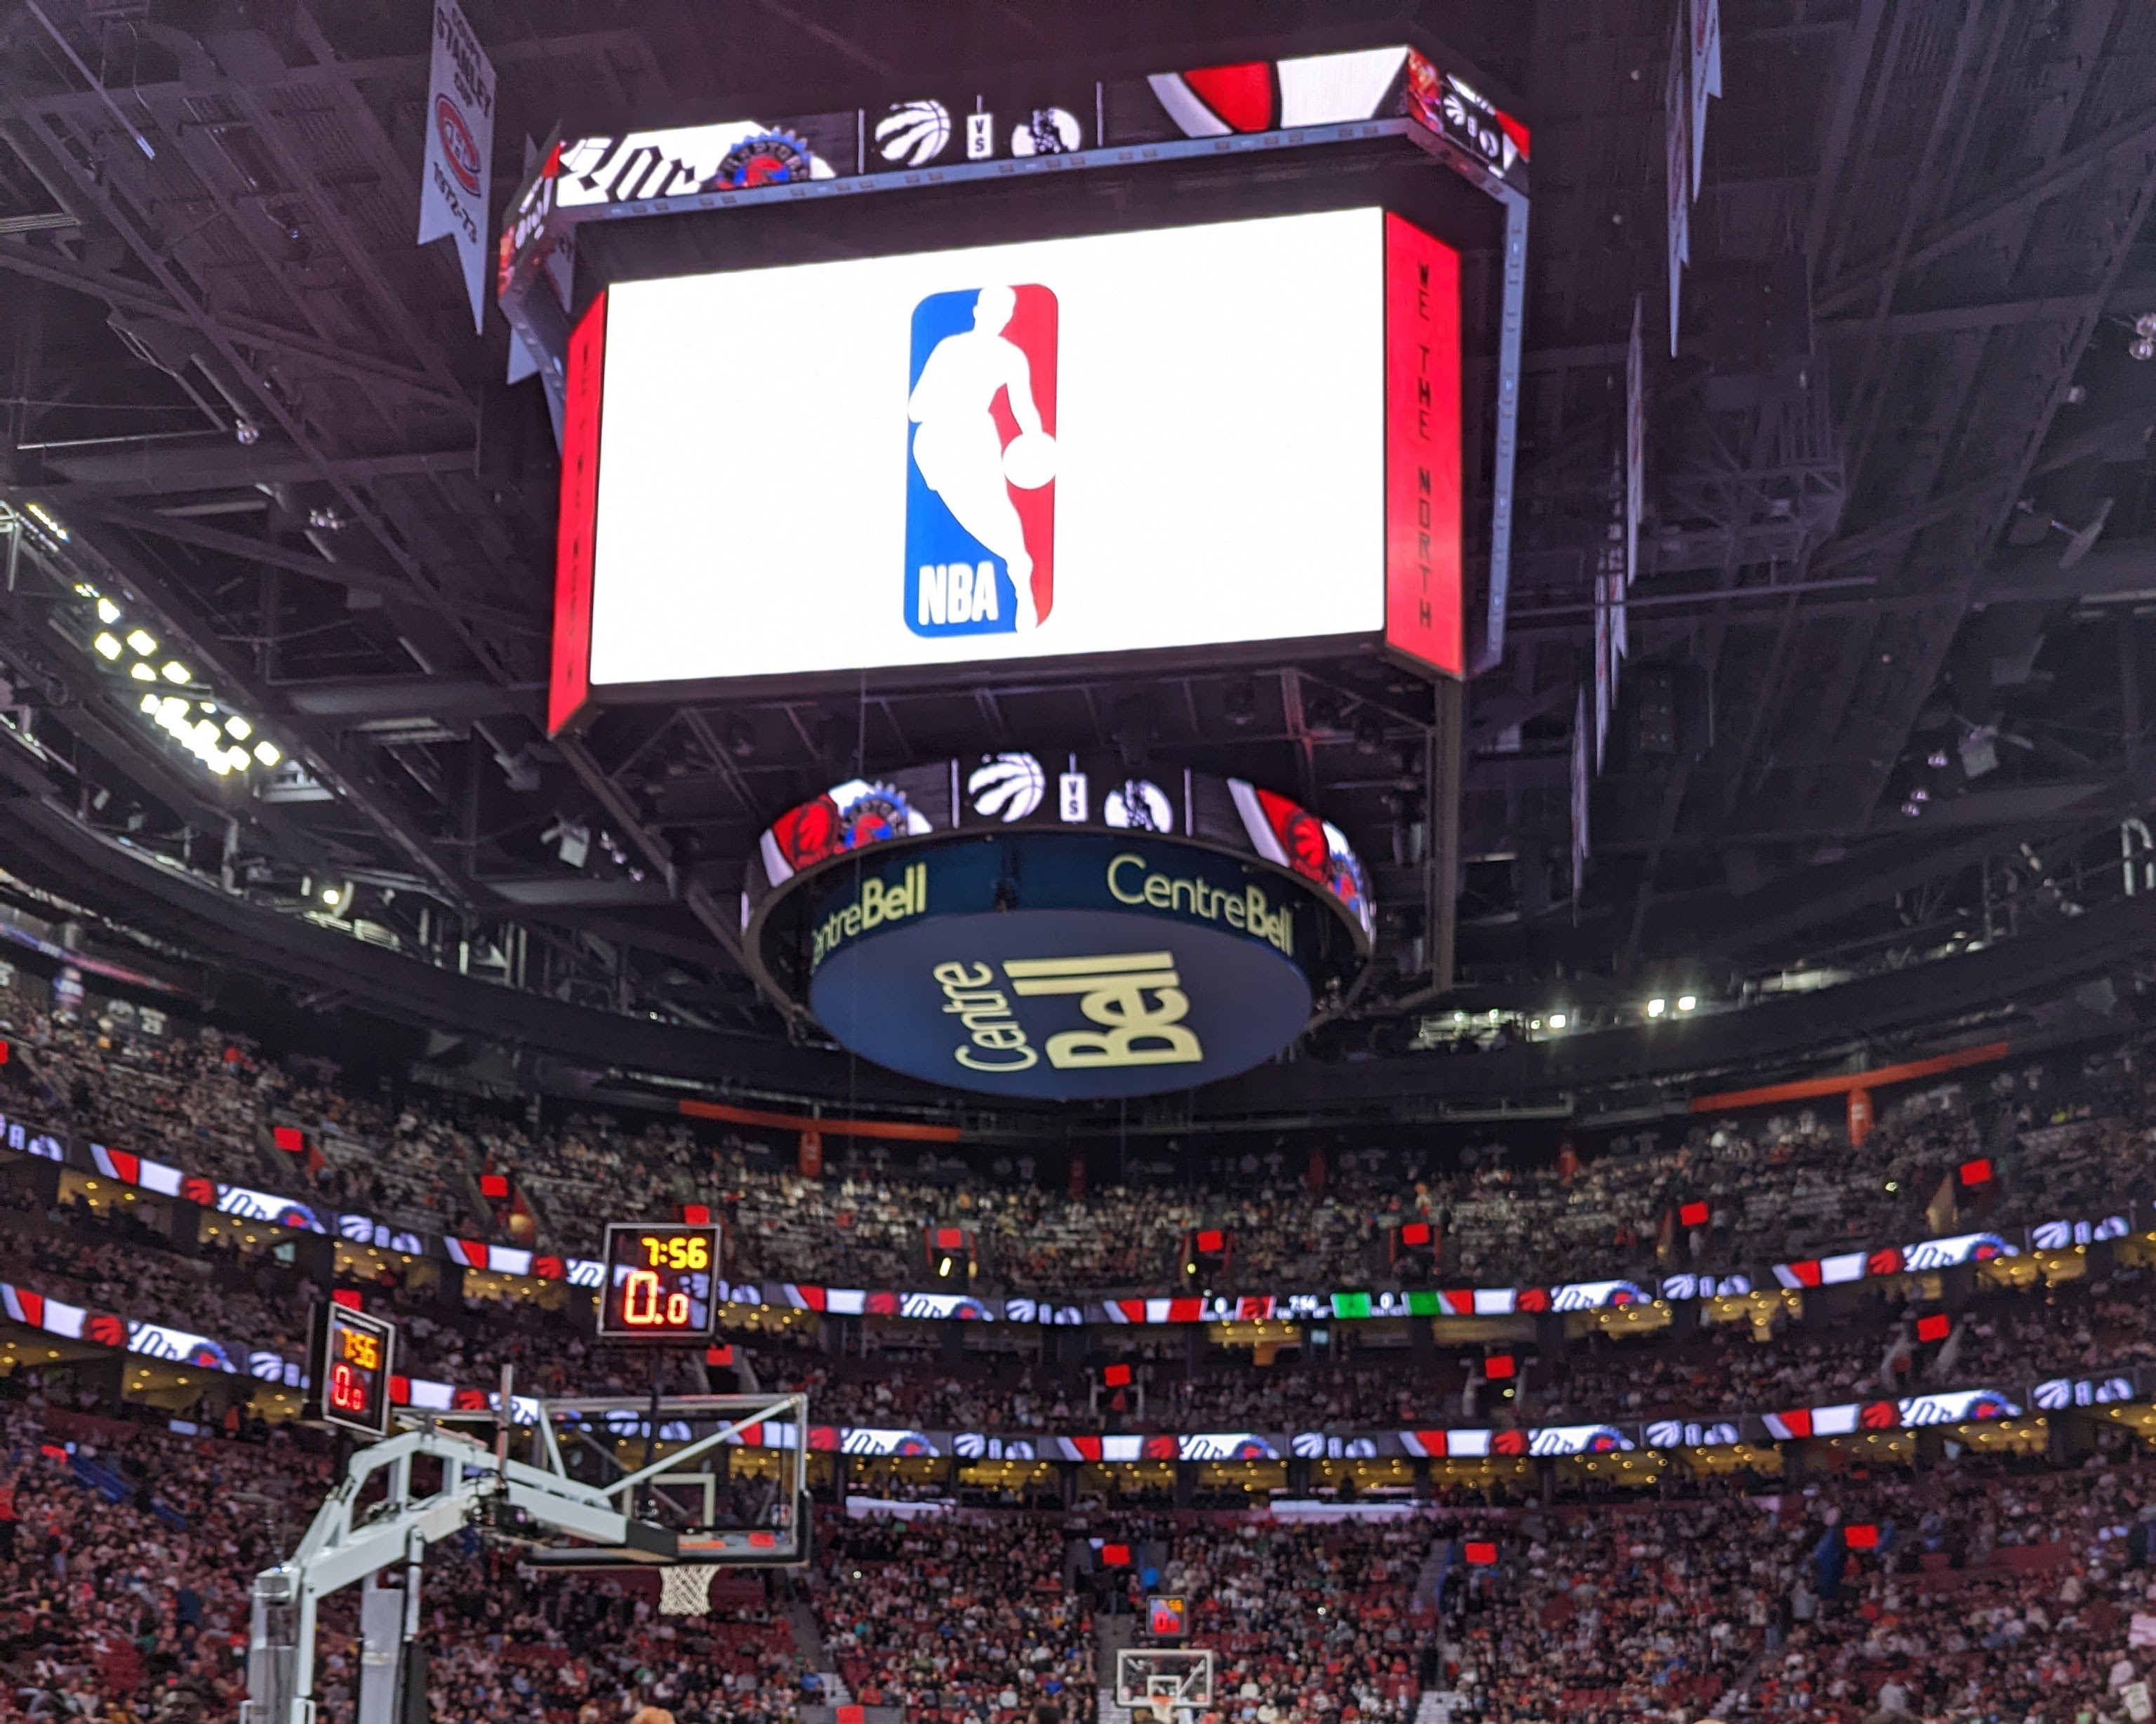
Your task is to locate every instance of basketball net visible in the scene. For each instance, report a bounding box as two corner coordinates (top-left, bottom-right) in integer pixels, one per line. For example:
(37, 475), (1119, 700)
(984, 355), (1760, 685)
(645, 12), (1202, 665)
(657, 1565), (717, 1617)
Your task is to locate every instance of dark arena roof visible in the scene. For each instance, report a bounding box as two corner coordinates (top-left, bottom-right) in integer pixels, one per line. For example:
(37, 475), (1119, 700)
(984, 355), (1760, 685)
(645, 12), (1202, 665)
(8, 9), (2156, 1718)
(0, 0), (2152, 1129)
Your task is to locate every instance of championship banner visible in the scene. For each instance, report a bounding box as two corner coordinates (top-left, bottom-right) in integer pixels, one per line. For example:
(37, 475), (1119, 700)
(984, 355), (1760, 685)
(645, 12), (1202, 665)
(1691, 0), (1722, 194)
(1664, 25), (1689, 356)
(418, 0), (496, 333)
(1571, 687), (1590, 901)
(1625, 295), (1644, 588)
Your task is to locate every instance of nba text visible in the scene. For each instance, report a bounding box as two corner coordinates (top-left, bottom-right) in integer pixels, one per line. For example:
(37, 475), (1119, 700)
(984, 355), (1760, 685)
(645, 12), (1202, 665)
(917, 562), (1000, 627)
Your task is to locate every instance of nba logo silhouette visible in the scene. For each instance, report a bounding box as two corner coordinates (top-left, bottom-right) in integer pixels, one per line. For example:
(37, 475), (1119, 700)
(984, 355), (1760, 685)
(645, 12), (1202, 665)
(905, 284), (1058, 638)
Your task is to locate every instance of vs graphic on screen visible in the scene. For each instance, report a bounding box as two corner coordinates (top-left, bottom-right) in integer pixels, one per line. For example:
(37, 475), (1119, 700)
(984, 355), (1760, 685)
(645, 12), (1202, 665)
(905, 284), (1058, 639)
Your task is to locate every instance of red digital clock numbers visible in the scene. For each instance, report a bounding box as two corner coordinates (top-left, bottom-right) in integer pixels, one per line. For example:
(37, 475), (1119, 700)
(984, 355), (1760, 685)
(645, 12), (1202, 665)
(597, 1222), (721, 1340)
(621, 1269), (692, 1328)
(310, 1304), (395, 1438)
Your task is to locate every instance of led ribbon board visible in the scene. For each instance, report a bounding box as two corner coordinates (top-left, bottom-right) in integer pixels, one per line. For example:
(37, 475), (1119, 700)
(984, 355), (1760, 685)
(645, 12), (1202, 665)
(596, 1222), (722, 1340)
(548, 208), (1459, 726)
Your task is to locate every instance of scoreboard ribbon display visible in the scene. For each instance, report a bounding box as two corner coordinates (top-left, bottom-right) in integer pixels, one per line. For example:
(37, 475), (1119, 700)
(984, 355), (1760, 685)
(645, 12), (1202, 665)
(597, 1222), (721, 1340)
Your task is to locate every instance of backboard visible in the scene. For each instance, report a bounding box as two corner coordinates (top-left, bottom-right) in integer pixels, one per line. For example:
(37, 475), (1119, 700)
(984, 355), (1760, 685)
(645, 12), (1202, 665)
(429, 1391), (812, 1570)
(1116, 1648), (1214, 1718)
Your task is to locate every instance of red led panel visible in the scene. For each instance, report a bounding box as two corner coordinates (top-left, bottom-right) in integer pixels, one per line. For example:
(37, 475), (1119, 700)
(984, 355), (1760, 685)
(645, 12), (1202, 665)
(550, 290), (608, 736)
(681, 1203), (712, 1226)
(1678, 1201), (1710, 1228)
(1463, 1540), (1498, 1566)
(1959, 1158), (1993, 1187)
(1100, 1543), (1131, 1568)
(1399, 1221), (1432, 1247)
(1103, 1363), (1133, 1389)
(1916, 1313), (1950, 1343)
(1195, 1229), (1225, 1254)
(936, 1227), (966, 1250)
(1383, 212), (1463, 678)
(1484, 1354), (1515, 1381)
(273, 1125), (306, 1154)
(331, 1289), (362, 1311)
(479, 1173), (510, 1200)
(1843, 1523), (1879, 1550)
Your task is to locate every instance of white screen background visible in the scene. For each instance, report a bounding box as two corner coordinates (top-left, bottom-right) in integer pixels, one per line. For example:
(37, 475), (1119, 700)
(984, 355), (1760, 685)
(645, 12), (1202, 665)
(587, 206), (1387, 686)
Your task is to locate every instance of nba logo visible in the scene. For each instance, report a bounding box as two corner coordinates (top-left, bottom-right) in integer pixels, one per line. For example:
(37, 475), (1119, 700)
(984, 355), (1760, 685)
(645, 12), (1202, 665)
(905, 284), (1058, 638)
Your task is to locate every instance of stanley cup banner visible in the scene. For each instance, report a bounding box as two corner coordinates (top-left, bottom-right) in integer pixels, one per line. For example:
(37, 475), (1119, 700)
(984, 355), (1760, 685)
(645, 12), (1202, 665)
(1691, 0), (1722, 194)
(1664, 23), (1689, 357)
(419, 0), (496, 333)
(1625, 295), (1644, 589)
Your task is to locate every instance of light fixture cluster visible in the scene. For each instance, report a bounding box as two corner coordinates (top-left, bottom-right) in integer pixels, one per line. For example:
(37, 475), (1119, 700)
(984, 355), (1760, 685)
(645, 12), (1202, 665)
(137, 692), (280, 776)
(72, 580), (284, 780)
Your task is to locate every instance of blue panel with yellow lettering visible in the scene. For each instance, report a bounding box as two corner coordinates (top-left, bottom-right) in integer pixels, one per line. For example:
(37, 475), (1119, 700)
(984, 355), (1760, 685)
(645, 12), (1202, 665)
(804, 834), (1317, 1100)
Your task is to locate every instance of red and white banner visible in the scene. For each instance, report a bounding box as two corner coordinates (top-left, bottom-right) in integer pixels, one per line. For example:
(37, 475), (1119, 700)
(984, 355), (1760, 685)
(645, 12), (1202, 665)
(1690, 0), (1721, 195)
(418, 0), (496, 332)
(1665, 28), (1690, 356)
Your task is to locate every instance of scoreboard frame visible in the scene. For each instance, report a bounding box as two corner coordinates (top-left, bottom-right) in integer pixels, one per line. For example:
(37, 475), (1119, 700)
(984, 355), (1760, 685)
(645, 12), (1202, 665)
(595, 1220), (724, 1342)
(306, 1301), (396, 1439)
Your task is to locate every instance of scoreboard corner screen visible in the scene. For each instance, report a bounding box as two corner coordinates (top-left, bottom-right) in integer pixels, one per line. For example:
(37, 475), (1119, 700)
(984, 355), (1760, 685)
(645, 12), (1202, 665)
(597, 1221), (722, 1340)
(308, 1302), (394, 1439)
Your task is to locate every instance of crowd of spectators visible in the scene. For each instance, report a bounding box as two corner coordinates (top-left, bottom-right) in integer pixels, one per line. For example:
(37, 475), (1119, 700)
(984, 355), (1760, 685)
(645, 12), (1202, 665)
(815, 1516), (1096, 1720)
(13, 1173), (2156, 1442)
(20, 1356), (2156, 1724)
(1162, 1518), (1431, 1724)
(4, 971), (2151, 1304)
(1442, 1460), (2156, 1724)
(1543, 1272), (2156, 1424)
(0, 1394), (322, 1723)
(404, 1544), (811, 1724)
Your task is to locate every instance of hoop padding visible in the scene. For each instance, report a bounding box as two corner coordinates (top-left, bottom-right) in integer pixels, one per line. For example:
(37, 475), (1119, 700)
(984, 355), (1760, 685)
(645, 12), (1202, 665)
(658, 1565), (719, 1616)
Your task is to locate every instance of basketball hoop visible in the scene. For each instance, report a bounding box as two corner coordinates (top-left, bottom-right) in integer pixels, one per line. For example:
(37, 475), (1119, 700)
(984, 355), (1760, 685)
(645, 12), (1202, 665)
(1116, 1648), (1213, 1722)
(657, 1564), (718, 1616)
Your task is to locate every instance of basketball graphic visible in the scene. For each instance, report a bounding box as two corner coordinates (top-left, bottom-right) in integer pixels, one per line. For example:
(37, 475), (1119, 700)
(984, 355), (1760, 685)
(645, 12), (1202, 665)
(968, 753), (1047, 822)
(876, 100), (951, 166)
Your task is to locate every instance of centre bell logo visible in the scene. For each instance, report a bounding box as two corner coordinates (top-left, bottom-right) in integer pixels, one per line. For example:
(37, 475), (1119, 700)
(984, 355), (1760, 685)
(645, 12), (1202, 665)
(905, 284), (1058, 638)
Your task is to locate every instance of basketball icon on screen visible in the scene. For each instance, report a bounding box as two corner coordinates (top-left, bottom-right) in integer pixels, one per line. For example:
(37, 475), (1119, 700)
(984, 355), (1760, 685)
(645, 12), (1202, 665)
(905, 284), (1058, 639)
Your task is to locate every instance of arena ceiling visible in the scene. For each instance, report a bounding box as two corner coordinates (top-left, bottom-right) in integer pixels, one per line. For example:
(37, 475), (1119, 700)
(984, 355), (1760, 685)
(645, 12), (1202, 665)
(0, 0), (2152, 1085)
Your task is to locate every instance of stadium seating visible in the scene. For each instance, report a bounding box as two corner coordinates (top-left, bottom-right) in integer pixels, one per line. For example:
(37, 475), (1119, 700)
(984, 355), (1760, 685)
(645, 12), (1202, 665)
(4, 978), (2148, 1303)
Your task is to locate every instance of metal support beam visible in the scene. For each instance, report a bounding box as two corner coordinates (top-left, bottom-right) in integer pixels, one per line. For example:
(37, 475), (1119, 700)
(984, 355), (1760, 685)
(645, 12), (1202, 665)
(1816, 100), (2156, 316)
(32, 497), (538, 631)
(40, 509), (471, 904)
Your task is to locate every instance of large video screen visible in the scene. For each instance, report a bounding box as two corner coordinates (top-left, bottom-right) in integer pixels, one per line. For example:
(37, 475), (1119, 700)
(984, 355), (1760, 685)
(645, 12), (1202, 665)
(551, 206), (1458, 723)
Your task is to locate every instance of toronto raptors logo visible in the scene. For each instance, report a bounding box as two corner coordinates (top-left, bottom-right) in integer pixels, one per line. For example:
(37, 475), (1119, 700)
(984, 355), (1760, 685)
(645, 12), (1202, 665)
(710, 131), (815, 189)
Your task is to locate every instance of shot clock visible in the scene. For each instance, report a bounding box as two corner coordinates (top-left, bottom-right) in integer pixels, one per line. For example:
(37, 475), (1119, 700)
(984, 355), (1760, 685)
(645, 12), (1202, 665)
(306, 1302), (396, 1439)
(596, 1221), (722, 1340)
